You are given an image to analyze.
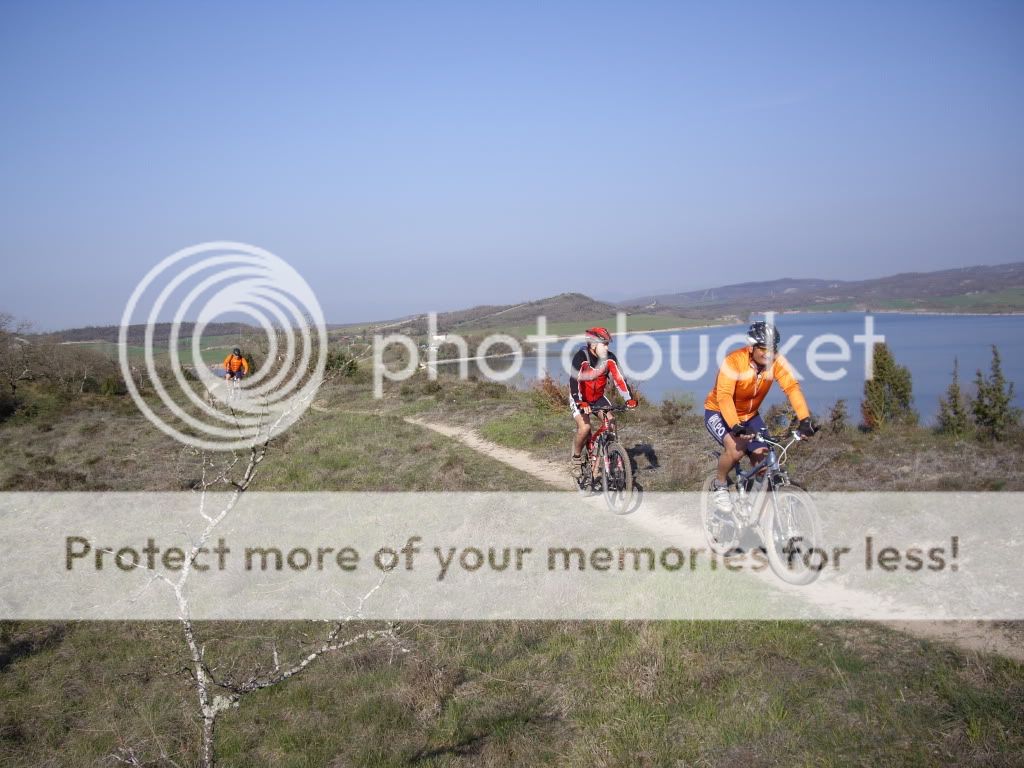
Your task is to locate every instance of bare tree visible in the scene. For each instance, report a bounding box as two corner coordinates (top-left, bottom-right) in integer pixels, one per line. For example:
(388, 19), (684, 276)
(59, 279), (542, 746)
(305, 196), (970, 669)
(112, 373), (404, 767)
(0, 312), (35, 396)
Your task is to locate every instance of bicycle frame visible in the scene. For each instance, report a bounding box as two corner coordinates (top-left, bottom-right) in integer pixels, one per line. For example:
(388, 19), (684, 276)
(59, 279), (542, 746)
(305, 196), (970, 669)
(586, 410), (616, 450)
(727, 429), (801, 527)
(582, 407), (622, 479)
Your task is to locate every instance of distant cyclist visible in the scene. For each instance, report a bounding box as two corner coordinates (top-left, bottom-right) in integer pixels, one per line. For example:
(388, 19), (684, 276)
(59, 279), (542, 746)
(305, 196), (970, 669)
(569, 327), (638, 468)
(704, 321), (817, 512)
(222, 347), (250, 381)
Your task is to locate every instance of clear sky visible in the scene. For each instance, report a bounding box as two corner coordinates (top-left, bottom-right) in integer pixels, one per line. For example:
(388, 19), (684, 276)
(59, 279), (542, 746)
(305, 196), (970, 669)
(1, 1), (1022, 329)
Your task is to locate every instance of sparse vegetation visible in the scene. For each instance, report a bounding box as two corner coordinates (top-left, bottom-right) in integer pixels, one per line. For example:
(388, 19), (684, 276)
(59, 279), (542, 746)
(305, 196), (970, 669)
(3, 321), (1024, 766)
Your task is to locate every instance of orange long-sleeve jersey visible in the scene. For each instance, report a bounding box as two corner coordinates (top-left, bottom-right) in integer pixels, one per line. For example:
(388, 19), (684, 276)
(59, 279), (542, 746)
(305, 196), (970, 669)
(222, 353), (250, 374)
(704, 347), (809, 427)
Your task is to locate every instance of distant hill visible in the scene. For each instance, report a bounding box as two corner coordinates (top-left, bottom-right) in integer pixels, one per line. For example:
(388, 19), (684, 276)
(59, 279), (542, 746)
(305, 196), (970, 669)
(436, 292), (620, 332)
(40, 322), (258, 345)
(33, 263), (1024, 342)
(623, 262), (1024, 316)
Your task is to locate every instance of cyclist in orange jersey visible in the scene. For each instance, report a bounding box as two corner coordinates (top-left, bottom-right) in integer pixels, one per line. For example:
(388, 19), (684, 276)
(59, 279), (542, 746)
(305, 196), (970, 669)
(703, 321), (817, 513)
(222, 347), (250, 381)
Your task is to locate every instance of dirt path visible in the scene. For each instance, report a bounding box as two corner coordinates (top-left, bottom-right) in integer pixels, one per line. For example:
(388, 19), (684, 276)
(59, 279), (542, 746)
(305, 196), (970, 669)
(404, 416), (568, 488)
(403, 414), (1024, 663)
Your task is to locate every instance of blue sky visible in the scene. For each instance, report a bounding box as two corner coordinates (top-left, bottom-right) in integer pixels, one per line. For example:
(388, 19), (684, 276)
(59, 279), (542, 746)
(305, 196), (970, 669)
(1, 1), (1022, 328)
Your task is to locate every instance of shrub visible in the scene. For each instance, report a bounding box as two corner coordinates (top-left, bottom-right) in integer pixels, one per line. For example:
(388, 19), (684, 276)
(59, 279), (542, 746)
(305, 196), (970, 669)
(326, 349), (358, 376)
(532, 374), (569, 412)
(827, 399), (849, 434)
(0, 390), (20, 422)
(659, 394), (694, 426)
(764, 403), (795, 431)
(475, 381), (508, 399)
(972, 346), (1020, 441)
(861, 343), (916, 429)
(936, 358), (970, 437)
(100, 376), (128, 396)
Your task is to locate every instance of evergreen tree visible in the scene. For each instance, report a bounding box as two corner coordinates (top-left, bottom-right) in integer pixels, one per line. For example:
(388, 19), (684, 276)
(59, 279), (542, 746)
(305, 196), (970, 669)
(936, 358), (970, 436)
(972, 345), (1020, 441)
(861, 342), (916, 429)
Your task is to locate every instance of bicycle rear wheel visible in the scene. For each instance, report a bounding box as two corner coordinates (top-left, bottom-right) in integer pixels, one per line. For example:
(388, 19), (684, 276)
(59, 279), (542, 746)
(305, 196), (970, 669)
(762, 485), (823, 585)
(600, 443), (634, 514)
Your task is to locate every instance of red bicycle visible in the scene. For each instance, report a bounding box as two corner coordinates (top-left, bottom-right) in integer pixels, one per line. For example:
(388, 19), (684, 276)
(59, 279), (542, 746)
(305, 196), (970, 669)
(576, 404), (634, 514)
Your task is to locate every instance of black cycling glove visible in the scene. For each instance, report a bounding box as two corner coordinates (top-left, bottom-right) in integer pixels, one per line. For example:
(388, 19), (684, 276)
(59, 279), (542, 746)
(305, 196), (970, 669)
(729, 423), (751, 438)
(798, 417), (818, 437)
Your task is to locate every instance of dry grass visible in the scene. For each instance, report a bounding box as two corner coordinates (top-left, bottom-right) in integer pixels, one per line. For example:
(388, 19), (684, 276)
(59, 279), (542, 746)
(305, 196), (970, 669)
(3, 375), (1024, 766)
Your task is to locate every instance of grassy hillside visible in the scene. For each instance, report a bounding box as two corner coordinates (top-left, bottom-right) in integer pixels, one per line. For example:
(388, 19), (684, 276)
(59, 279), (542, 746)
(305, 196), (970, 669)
(1, 373), (1022, 766)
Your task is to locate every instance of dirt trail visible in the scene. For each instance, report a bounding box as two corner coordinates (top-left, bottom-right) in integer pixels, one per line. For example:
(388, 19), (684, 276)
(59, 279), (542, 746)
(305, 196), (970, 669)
(404, 416), (568, 488)
(403, 414), (1024, 663)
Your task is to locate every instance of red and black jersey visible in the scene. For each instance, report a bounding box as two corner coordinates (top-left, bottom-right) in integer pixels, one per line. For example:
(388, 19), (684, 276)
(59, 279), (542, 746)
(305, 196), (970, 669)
(569, 347), (632, 404)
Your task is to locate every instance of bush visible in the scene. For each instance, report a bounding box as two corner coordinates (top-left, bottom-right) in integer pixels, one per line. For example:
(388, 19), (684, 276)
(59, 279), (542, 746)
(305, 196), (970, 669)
(764, 403), (795, 431)
(326, 349), (358, 376)
(100, 376), (128, 396)
(861, 343), (917, 429)
(972, 346), (1020, 441)
(475, 381), (508, 399)
(659, 394), (694, 426)
(532, 374), (569, 412)
(827, 399), (849, 434)
(0, 390), (20, 422)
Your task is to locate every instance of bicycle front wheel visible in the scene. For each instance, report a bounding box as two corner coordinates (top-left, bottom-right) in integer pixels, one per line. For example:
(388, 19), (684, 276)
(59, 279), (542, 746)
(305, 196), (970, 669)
(762, 485), (824, 585)
(699, 472), (740, 556)
(600, 443), (634, 514)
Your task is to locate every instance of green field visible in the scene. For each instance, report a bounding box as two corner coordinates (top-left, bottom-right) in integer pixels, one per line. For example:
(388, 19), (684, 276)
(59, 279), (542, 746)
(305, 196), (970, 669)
(62, 333), (243, 367)
(797, 288), (1024, 314)
(472, 313), (707, 338)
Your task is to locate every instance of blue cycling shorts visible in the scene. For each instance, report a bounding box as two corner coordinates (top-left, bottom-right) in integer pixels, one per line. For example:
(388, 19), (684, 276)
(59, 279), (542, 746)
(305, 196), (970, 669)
(704, 409), (768, 455)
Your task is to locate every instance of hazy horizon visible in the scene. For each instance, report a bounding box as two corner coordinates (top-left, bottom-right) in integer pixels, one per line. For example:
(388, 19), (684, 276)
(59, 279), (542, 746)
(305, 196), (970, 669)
(2, 2), (1023, 330)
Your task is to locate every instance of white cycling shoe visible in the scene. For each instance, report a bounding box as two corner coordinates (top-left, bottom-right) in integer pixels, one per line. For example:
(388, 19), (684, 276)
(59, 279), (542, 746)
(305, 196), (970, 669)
(712, 483), (734, 514)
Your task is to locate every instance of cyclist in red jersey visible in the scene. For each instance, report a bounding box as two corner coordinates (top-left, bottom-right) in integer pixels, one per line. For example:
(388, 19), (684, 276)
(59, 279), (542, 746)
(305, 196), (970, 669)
(569, 327), (637, 466)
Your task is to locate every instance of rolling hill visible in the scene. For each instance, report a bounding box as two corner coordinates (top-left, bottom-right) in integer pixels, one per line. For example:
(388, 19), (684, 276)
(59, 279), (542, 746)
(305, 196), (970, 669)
(623, 262), (1024, 317)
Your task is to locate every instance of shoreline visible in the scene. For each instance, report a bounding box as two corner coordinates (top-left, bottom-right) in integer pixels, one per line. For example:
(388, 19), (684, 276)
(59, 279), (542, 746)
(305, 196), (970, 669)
(44, 308), (1024, 348)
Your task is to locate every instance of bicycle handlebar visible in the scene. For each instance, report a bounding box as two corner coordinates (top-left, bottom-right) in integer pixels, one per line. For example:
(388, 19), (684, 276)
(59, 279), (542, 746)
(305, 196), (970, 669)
(579, 403), (628, 413)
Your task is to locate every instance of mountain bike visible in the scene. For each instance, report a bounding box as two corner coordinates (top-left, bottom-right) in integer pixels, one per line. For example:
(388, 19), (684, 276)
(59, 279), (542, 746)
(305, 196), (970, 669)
(700, 427), (823, 585)
(209, 373), (243, 408)
(575, 404), (634, 514)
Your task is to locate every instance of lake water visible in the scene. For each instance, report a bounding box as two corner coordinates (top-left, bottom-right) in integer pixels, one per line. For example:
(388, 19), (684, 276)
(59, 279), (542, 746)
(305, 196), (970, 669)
(509, 313), (1024, 423)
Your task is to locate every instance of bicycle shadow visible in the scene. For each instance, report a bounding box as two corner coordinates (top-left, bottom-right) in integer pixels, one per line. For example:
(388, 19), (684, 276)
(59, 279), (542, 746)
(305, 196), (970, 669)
(620, 443), (659, 515)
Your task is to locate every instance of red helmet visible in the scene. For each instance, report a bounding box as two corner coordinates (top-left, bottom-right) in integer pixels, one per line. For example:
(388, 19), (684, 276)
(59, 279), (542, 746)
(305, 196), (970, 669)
(584, 327), (612, 343)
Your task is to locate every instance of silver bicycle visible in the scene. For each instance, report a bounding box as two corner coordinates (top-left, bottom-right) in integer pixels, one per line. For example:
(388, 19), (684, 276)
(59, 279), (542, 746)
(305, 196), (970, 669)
(700, 427), (823, 585)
